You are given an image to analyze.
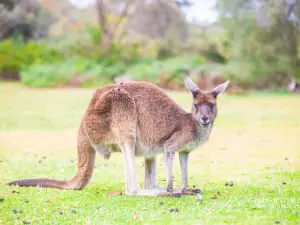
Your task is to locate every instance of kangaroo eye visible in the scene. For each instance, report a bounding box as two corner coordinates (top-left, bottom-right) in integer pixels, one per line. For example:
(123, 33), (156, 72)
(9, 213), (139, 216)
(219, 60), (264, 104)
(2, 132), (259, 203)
(209, 104), (215, 110)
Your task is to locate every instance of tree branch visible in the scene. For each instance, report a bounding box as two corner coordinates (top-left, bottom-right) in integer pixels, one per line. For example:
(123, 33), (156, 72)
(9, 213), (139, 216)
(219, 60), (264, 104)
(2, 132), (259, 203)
(113, 0), (138, 42)
(96, 0), (112, 41)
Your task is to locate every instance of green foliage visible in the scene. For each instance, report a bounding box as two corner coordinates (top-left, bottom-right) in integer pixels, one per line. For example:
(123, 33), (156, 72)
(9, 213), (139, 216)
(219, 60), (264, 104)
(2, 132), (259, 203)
(80, 61), (128, 88)
(161, 55), (207, 84)
(296, 60), (300, 83)
(127, 60), (162, 83)
(125, 55), (207, 86)
(20, 59), (128, 88)
(20, 62), (75, 88)
(20, 59), (96, 88)
(216, 56), (291, 86)
(296, 67), (300, 83)
(216, 0), (298, 86)
(163, 55), (207, 72)
(0, 39), (62, 79)
(85, 26), (103, 44)
(102, 62), (127, 78)
(63, 26), (140, 66)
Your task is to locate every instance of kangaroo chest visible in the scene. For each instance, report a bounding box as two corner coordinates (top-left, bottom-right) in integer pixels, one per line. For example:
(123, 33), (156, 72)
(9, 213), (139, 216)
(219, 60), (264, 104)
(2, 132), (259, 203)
(134, 123), (212, 157)
(182, 124), (212, 153)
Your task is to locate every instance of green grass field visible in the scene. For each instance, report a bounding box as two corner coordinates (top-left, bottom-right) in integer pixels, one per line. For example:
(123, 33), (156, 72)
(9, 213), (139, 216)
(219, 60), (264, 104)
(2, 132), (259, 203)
(0, 82), (299, 225)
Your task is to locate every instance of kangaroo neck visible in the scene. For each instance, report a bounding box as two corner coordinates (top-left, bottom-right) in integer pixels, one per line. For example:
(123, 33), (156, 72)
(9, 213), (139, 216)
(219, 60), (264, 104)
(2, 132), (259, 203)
(190, 115), (214, 145)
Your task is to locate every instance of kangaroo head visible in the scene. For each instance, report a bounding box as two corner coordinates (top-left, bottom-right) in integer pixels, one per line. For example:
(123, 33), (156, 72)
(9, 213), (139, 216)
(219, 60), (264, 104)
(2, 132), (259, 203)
(184, 76), (230, 126)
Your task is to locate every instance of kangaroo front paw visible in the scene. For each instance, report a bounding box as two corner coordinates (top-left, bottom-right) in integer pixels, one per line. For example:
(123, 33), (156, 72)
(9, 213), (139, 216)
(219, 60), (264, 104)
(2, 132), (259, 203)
(125, 188), (182, 197)
(182, 188), (202, 195)
(126, 189), (160, 197)
(158, 192), (182, 197)
(125, 187), (141, 196)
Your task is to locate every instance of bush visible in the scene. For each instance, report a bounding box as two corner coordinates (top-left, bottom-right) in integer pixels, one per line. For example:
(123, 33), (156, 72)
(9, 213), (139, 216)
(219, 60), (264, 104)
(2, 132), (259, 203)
(296, 67), (300, 84)
(125, 55), (207, 87)
(66, 27), (141, 64)
(80, 63), (115, 88)
(20, 59), (93, 87)
(21, 63), (74, 88)
(126, 60), (163, 84)
(0, 39), (62, 79)
(102, 62), (127, 79)
(20, 59), (126, 88)
(162, 55), (207, 75)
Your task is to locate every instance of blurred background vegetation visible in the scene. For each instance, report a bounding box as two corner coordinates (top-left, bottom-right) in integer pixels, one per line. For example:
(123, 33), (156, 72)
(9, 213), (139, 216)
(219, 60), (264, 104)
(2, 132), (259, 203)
(0, 0), (299, 92)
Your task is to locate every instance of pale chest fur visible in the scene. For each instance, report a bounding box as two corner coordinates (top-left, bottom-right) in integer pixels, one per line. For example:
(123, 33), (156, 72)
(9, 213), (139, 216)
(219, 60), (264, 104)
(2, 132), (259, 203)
(135, 124), (213, 157)
(182, 124), (212, 153)
(98, 120), (213, 158)
(135, 144), (164, 158)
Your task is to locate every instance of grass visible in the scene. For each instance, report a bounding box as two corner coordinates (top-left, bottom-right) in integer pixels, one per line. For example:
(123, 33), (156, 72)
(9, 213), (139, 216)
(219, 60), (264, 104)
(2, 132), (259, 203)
(0, 81), (300, 225)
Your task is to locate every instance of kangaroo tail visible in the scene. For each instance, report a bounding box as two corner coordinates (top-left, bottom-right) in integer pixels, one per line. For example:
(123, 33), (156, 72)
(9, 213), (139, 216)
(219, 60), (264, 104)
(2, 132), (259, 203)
(8, 123), (96, 190)
(8, 179), (68, 189)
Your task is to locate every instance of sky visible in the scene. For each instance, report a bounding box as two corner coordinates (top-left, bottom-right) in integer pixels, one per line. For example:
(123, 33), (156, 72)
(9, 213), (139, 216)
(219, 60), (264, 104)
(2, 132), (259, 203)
(184, 0), (217, 23)
(67, 0), (218, 23)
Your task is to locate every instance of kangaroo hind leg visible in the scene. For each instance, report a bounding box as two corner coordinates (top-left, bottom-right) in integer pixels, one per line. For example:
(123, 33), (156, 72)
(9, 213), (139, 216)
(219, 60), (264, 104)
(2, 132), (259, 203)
(144, 157), (158, 189)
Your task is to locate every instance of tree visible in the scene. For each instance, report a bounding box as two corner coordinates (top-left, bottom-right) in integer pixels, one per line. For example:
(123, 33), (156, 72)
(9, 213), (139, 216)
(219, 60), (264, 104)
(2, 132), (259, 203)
(96, 0), (137, 43)
(93, 0), (189, 55)
(95, 0), (189, 40)
(216, 0), (299, 87)
(127, 0), (188, 40)
(0, 0), (53, 40)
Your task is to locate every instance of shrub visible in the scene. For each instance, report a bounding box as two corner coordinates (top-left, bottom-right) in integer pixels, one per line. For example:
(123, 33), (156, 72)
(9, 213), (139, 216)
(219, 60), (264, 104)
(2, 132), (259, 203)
(162, 55), (207, 75)
(125, 55), (207, 86)
(80, 63), (112, 88)
(126, 60), (163, 84)
(20, 59), (92, 87)
(20, 59), (126, 88)
(21, 63), (73, 88)
(0, 39), (62, 79)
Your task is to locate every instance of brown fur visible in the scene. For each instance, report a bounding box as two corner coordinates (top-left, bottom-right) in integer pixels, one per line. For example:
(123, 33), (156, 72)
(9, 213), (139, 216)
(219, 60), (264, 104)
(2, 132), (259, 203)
(8, 79), (229, 195)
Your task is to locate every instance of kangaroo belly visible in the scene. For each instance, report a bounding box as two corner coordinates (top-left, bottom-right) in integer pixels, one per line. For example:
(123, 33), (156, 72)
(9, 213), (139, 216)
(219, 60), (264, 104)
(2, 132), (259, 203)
(135, 143), (164, 158)
(93, 142), (163, 158)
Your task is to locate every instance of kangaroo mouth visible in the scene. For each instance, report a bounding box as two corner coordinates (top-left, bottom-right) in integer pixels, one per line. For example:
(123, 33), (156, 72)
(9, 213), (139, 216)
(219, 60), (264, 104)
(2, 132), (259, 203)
(202, 123), (210, 127)
(200, 117), (210, 127)
(200, 121), (211, 127)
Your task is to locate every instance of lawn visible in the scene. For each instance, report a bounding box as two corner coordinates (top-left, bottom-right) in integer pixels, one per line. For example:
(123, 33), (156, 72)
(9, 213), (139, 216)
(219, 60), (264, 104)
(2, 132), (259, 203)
(0, 82), (299, 225)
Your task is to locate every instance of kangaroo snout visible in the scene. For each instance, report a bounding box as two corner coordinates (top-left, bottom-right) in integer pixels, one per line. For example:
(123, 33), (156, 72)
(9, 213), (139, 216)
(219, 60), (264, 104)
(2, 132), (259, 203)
(200, 116), (210, 125)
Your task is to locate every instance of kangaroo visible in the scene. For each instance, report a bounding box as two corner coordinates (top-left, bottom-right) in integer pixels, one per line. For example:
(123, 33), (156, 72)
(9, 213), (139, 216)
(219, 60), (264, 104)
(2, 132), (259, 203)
(8, 77), (229, 197)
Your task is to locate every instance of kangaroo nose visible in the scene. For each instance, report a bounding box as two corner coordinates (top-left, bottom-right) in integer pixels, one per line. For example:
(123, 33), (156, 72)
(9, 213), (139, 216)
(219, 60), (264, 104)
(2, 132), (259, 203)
(200, 116), (210, 124)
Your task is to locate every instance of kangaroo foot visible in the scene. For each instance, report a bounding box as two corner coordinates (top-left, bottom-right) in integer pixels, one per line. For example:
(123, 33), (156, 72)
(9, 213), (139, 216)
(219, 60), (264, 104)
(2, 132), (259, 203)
(182, 188), (202, 195)
(126, 188), (182, 197)
(158, 192), (182, 197)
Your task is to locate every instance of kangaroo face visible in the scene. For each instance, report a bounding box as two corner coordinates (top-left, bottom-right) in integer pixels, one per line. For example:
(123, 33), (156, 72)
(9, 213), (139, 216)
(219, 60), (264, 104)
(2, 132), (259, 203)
(184, 77), (230, 126)
(192, 93), (216, 126)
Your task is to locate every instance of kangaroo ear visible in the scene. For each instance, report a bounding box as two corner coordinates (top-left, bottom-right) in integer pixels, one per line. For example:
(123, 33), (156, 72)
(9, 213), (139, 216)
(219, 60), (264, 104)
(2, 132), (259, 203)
(212, 80), (230, 98)
(184, 76), (199, 98)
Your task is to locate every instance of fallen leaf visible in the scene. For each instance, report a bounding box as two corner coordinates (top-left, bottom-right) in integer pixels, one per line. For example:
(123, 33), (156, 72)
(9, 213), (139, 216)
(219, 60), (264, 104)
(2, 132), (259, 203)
(158, 210), (167, 214)
(107, 191), (122, 196)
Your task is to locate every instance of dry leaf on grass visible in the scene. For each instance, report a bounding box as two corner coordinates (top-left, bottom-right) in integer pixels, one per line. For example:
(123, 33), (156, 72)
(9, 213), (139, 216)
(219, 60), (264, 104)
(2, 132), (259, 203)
(107, 191), (122, 196)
